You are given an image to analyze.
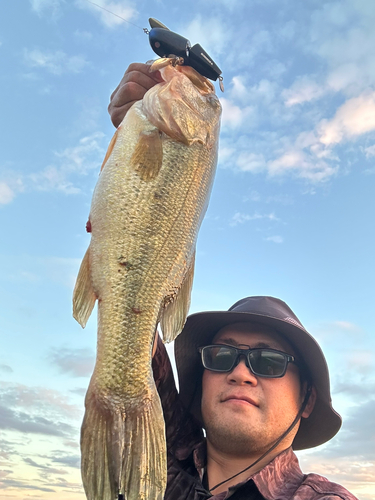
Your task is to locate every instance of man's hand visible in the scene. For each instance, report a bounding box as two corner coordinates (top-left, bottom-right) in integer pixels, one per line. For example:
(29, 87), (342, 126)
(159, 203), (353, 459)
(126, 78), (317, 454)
(108, 62), (163, 128)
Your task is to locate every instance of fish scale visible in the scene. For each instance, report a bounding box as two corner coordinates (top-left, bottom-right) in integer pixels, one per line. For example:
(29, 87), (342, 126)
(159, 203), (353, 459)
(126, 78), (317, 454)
(73, 61), (221, 499)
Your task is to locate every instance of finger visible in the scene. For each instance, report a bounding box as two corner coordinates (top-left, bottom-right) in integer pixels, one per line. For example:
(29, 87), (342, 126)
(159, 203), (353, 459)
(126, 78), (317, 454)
(110, 81), (150, 109)
(125, 62), (163, 83)
(110, 64), (163, 100)
(109, 100), (138, 128)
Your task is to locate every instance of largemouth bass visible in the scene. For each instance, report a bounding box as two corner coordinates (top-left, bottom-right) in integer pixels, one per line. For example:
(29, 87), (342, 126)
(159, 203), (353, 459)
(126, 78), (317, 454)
(73, 60), (221, 500)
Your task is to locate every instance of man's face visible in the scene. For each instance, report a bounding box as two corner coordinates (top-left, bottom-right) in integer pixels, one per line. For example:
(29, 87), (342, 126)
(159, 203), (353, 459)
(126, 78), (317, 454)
(201, 322), (305, 456)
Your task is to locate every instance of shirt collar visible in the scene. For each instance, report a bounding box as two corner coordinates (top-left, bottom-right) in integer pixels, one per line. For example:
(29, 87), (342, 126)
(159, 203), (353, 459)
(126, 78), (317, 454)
(192, 444), (304, 500)
(252, 448), (304, 499)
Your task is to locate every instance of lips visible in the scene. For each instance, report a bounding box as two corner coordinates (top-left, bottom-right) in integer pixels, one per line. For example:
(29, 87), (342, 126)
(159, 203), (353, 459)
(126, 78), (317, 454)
(222, 394), (259, 407)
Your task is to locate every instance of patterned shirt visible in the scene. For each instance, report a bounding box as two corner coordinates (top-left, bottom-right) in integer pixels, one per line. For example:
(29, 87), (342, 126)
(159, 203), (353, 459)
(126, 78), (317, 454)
(152, 337), (358, 500)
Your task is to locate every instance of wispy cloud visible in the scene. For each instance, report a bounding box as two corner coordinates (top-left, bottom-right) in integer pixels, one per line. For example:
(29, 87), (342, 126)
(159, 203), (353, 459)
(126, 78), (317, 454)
(364, 144), (375, 158)
(0, 477), (56, 492)
(265, 235), (283, 244)
(183, 15), (234, 57)
(215, 1), (375, 187)
(49, 453), (80, 468)
(230, 212), (279, 226)
(29, 0), (63, 18)
(0, 365), (13, 374)
(220, 98), (254, 129)
(1, 132), (106, 202)
(0, 439), (15, 460)
(267, 150), (339, 182)
(331, 321), (360, 332)
(0, 404), (75, 437)
(334, 380), (375, 398)
(0, 182), (15, 205)
(318, 92), (375, 146)
(0, 383), (81, 422)
(75, 0), (137, 29)
(24, 48), (89, 75)
(283, 76), (327, 107)
(24, 457), (68, 475)
(49, 348), (95, 377)
(38, 132), (104, 188)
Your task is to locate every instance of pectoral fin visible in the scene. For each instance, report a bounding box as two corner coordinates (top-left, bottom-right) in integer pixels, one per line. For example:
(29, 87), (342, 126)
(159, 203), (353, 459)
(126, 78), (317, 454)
(160, 253), (195, 343)
(130, 129), (163, 181)
(73, 246), (97, 328)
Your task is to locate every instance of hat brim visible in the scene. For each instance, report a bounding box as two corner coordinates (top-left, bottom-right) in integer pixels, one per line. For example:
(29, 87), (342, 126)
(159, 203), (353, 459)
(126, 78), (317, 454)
(175, 309), (342, 450)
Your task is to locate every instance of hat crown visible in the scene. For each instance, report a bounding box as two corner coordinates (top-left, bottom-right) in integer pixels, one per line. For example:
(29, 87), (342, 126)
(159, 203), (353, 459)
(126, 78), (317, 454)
(229, 296), (305, 331)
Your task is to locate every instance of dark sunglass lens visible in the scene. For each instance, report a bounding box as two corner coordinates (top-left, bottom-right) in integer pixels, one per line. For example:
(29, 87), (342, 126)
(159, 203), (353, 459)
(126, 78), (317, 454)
(249, 350), (287, 376)
(202, 346), (236, 371)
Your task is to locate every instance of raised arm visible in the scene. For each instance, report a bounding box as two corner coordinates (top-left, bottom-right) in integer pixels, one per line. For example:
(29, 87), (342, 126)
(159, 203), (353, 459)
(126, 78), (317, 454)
(152, 334), (203, 453)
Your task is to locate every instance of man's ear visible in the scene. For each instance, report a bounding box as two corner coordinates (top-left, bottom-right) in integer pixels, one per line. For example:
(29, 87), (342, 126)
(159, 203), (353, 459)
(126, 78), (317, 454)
(302, 386), (317, 418)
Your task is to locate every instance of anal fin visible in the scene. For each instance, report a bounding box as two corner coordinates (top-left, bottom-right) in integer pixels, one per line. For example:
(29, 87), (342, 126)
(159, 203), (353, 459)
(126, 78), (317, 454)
(130, 129), (163, 181)
(73, 246), (97, 328)
(161, 252), (195, 343)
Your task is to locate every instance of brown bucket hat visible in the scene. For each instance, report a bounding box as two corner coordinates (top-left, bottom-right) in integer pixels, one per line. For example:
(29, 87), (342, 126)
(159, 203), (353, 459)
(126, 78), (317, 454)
(174, 296), (342, 450)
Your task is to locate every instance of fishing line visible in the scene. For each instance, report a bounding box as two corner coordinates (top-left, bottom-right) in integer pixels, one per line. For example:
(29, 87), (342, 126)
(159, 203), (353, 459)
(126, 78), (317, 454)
(82, 0), (149, 33)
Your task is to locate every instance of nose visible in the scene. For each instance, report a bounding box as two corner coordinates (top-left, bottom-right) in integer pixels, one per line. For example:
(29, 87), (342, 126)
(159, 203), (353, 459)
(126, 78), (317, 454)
(226, 356), (258, 386)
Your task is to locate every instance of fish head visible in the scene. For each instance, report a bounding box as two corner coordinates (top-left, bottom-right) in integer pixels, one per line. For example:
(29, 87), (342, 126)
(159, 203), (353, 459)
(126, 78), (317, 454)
(144, 61), (222, 148)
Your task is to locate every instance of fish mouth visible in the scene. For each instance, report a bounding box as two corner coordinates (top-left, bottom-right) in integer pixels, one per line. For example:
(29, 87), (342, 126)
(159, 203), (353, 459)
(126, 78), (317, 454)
(221, 394), (259, 407)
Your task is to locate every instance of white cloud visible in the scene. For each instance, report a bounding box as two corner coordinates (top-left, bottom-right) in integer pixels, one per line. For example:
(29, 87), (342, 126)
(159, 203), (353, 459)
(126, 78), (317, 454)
(230, 76), (248, 101)
(309, 0), (375, 97)
(0, 183), (15, 205)
(29, 132), (106, 194)
(199, 0), (242, 10)
(283, 76), (327, 106)
(218, 145), (236, 164)
(230, 212), (279, 226)
(220, 97), (254, 129)
(24, 48), (88, 75)
(318, 92), (375, 145)
(29, 166), (82, 194)
(183, 15), (233, 57)
(249, 79), (277, 105)
(0, 382), (80, 422)
(0, 365), (13, 374)
(344, 350), (374, 376)
(236, 153), (266, 173)
(30, 0), (63, 17)
(75, 0), (137, 29)
(332, 321), (360, 332)
(267, 150), (338, 182)
(364, 144), (375, 158)
(1, 132), (108, 202)
(228, 76), (278, 107)
(74, 29), (93, 41)
(265, 235), (283, 244)
(49, 348), (95, 377)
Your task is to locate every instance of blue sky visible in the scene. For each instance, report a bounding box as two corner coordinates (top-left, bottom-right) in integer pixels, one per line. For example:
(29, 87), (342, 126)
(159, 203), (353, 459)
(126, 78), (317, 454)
(1, 0), (374, 498)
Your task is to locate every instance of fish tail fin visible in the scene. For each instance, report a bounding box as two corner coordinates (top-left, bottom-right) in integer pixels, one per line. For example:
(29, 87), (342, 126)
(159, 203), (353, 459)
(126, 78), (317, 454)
(73, 246), (97, 328)
(81, 383), (166, 500)
(161, 252), (195, 343)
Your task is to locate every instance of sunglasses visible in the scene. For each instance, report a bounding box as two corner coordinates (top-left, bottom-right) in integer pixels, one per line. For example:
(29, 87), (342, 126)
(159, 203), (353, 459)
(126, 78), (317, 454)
(198, 345), (298, 378)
